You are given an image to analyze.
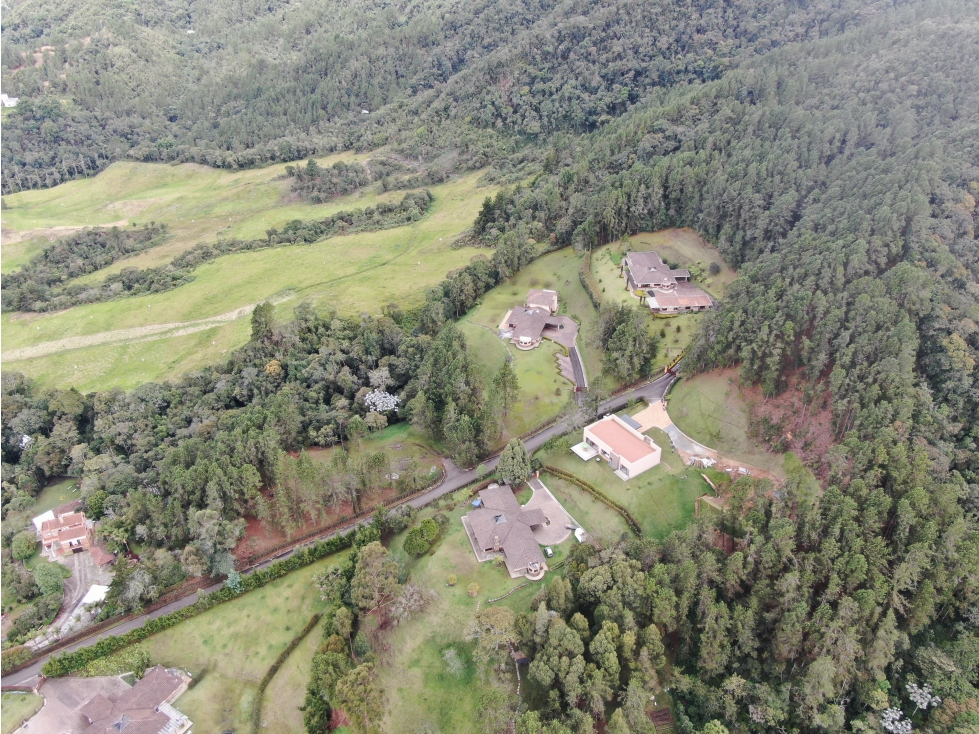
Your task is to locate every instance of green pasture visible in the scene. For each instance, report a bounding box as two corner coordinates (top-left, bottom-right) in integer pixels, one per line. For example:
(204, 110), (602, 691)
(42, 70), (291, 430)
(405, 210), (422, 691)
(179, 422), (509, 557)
(2, 171), (494, 392)
(1, 693), (44, 734)
(539, 473), (632, 547)
(537, 445), (722, 540)
(381, 496), (552, 733)
(1, 152), (376, 272)
(0, 234), (50, 274)
(141, 552), (348, 734)
(668, 369), (785, 474)
(458, 320), (573, 444)
(464, 247), (607, 388)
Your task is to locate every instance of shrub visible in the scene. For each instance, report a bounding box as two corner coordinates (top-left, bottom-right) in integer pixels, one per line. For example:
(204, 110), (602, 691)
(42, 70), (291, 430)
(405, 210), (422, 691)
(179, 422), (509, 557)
(709, 262), (721, 275)
(1, 646), (34, 673)
(402, 528), (430, 556)
(447, 574), (458, 586)
(420, 518), (439, 541)
(467, 583), (480, 598)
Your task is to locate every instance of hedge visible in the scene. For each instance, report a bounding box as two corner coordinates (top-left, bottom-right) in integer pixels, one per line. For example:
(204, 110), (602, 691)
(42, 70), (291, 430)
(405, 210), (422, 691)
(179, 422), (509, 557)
(579, 253), (603, 310)
(41, 530), (355, 677)
(1, 646), (34, 674)
(251, 613), (321, 733)
(543, 465), (642, 535)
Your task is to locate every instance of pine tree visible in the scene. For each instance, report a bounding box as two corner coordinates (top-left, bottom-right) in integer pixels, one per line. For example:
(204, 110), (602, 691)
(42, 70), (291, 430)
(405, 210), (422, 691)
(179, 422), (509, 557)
(497, 438), (532, 487)
(493, 359), (520, 417)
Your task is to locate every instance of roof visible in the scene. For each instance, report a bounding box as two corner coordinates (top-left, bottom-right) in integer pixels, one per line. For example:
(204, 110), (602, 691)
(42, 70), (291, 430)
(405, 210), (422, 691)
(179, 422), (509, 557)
(466, 485), (546, 572)
(526, 289), (558, 313)
(41, 511), (87, 533)
(90, 544), (116, 566)
(647, 282), (713, 310)
(507, 307), (553, 342)
(57, 525), (90, 542)
(32, 510), (55, 533)
(80, 665), (186, 734)
(624, 251), (689, 288)
(587, 415), (659, 463)
(619, 414), (642, 431)
(52, 499), (83, 516)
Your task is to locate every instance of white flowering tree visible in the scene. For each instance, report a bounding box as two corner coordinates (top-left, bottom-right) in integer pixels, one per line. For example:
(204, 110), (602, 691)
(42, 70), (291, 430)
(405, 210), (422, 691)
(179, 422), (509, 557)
(906, 683), (941, 714)
(882, 708), (912, 734)
(365, 389), (400, 414)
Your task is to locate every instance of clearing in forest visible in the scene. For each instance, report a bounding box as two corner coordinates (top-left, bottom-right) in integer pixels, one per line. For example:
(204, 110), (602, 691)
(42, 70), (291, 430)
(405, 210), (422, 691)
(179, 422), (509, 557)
(2, 166), (495, 392)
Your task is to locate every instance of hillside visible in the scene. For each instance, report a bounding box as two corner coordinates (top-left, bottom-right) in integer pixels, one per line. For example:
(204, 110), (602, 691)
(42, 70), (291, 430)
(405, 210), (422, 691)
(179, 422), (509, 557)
(3, 0), (878, 193)
(1, 2), (978, 734)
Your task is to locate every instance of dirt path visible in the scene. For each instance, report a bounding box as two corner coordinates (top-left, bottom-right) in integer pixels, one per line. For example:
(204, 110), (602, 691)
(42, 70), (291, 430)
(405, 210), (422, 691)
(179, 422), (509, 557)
(2, 302), (263, 362)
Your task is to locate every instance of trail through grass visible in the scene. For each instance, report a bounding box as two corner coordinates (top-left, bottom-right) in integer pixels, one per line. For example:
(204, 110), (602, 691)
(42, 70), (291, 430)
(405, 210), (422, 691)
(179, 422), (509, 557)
(2, 169), (495, 391)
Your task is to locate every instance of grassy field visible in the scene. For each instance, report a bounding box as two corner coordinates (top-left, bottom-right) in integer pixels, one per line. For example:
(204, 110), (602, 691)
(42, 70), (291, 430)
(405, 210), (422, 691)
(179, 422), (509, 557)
(668, 369), (785, 474)
(141, 552), (349, 734)
(458, 319), (573, 443)
(464, 247), (608, 388)
(1, 693), (44, 733)
(2, 167), (496, 392)
(538, 443), (723, 540)
(540, 473), (632, 547)
(2, 476), (80, 533)
(379, 494), (560, 733)
(307, 421), (442, 473)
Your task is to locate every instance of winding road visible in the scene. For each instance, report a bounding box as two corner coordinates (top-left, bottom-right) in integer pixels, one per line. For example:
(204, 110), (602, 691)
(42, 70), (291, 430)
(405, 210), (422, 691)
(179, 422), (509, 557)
(1, 372), (676, 686)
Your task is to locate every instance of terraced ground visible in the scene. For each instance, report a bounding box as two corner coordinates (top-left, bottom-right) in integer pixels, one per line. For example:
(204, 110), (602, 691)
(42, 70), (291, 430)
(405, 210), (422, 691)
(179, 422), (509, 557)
(1, 158), (496, 391)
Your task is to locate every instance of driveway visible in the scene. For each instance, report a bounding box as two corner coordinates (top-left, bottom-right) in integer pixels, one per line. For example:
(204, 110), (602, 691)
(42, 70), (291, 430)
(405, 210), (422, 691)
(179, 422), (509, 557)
(525, 477), (577, 545)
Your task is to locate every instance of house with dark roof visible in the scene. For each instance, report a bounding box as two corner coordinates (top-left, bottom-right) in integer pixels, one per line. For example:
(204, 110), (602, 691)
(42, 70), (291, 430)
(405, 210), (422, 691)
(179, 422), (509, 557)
(621, 251), (713, 314)
(74, 665), (191, 734)
(462, 485), (548, 579)
(500, 289), (575, 350)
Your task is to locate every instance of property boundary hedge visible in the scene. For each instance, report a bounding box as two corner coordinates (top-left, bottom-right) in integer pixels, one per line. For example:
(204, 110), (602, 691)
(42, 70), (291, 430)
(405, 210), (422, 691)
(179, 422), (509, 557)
(543, 465), (642, 535)
(579, 252), (603, 310)
(251, 613), (321, 733)
(40, 531), (355, 678)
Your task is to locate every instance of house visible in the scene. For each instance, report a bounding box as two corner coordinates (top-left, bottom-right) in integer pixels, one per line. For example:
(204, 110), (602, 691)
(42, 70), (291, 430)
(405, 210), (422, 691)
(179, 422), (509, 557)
(573, 414), (662, 480)
(621, 250), (713, 314)
(32, 499), (82, 534)
(462, 484), (548, 579)
(501, 289), (575, 350)
(72, 665), (192, 734)
(1, 93), (19, 108)
(526, 288), (559, 314)
(39, 509), (94, 558)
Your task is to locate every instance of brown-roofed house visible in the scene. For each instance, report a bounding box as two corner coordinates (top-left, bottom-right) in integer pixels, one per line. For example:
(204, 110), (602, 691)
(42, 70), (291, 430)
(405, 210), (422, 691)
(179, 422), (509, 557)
(462, 484), (549, 579)
(526, 288), (559, 314)
(581, 414), (662, 480)
(40, 510), (94, 558)
(621, 250), (713, 314)
(74, 665), (192, 734)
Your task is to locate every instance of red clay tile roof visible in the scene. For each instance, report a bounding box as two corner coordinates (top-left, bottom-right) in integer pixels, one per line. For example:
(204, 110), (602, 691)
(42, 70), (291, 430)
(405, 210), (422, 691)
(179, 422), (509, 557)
(90, 544), (116, 566)
(41, 511), (86, 533)
(588, 417), (658, 463)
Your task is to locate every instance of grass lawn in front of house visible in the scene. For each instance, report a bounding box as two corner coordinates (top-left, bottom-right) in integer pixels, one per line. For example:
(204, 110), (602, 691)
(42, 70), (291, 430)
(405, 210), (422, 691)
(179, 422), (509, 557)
(140, 551), (349, 734)
(3, 476), (81, 533)
(539, 473), (632, 547)
(458, 319), (574, 445)
(379, 494), (560, 733)
(538, 445), (727, 540)
(465, 247), (609, 388)
(1, 693), (44, 734)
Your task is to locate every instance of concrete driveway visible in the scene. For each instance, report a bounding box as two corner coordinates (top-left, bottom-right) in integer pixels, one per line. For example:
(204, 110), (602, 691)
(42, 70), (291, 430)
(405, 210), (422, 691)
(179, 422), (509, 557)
(526, 477), (577, 545)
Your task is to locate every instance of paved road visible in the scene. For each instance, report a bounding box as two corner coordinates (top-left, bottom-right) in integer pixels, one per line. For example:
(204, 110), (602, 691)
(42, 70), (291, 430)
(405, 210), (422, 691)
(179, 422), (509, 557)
(2, 372), (676, 686)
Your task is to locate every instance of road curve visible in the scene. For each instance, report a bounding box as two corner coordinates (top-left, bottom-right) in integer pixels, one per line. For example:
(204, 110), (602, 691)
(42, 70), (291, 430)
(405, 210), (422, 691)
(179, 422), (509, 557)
(2, 372), (676, 686)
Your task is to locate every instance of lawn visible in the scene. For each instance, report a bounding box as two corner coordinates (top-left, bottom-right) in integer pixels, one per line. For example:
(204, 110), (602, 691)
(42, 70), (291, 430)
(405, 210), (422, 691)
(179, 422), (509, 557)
(537, 444), (724, 540)
(458, 319), (574, 444)
(141, 552), (349, 734)
(539, 473), (632, 547)
(668, 368), (785, 474)
(307, 421), (442, 473)
(3, 476), (80, 533)
(1, 693), (43, 733)
(379, 494), (558, 733)
(2, 171), (496, 392)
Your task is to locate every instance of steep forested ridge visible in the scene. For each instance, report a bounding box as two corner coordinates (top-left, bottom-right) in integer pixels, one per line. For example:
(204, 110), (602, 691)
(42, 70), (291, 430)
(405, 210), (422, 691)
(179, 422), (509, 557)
(3, 0), (875, 192)
(2, 0), (978, 731)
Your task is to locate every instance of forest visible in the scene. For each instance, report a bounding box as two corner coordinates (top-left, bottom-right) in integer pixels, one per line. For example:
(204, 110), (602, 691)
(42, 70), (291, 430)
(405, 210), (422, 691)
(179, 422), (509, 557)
(2, 0), (978, 732)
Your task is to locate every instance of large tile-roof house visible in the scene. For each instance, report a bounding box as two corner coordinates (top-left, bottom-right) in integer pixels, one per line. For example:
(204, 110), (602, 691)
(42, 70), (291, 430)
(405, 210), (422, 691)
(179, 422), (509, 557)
(574, 414), (662, 480)
(39, 508), (94, 559)
(621, 251), (713, 314)
(462, 485), (548, 579)
(501, 289), (575, 350)
(75, 665), (192, 734)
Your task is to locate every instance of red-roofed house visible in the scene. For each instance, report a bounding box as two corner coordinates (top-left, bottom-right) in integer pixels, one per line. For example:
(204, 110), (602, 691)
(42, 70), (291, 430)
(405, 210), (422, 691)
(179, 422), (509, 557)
(581, 414), (662, 480)
(40, 510), (94, 558)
